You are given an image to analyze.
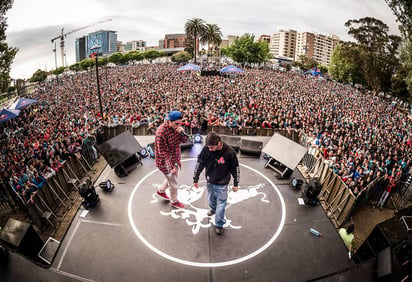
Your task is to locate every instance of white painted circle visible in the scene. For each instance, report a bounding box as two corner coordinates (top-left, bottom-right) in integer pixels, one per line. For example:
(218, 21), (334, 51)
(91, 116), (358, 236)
(128, 158), (286, 267)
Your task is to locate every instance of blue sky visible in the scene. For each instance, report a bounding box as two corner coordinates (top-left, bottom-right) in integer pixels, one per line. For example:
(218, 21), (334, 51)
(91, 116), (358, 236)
(6, 0), (400, 79)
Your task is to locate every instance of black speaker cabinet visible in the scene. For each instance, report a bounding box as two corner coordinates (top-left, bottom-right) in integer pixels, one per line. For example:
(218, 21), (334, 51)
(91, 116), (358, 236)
(98, 131), (142, 168)
(0, 218), (44, 262)
(220, 135), (241, 152)
(354, 217), (408, 263)
(240, 139), (263, 156)
(114, 154), (142, 178)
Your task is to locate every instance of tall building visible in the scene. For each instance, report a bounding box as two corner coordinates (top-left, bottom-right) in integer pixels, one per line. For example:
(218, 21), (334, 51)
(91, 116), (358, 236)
(75, 37), (86, 63)
(295, 32), (315, 61)
(311, 34), (340, 66)
(258, 35), (271, 44)
(75, 30), (118, 62)
(163, 34), (187, 49)
(295, 32), (340, 66)
(270, 29), (340, 66)
(269, 29), (297, 61)
(123, 40), (147, 51)
(219, 35), (238, 48)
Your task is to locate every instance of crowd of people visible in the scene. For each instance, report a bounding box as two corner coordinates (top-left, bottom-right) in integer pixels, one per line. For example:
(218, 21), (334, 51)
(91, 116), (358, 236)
(0, 62), (411, 206)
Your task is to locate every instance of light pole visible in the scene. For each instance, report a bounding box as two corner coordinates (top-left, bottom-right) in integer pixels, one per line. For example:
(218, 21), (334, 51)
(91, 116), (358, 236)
(91, 45), (103, 119)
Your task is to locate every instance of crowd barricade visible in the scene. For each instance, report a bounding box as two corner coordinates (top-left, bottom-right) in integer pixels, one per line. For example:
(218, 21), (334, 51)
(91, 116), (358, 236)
(0, 181), (17, 217)
(305, 156), (356, 228)
(389, 180), (412, 210)
(81, 139), (98, 168)
(8, 155), (91, 235)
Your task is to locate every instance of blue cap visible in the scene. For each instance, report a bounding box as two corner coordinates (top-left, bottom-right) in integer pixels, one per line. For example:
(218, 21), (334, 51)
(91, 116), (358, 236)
(167, 110), (182, 121)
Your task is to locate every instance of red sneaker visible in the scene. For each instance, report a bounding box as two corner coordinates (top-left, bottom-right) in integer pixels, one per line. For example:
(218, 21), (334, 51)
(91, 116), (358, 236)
(156, 190), (170, 201)
(170, 200), (185, 209)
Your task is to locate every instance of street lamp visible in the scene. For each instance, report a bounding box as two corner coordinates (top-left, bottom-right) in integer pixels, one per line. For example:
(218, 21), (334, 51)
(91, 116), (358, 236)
(91, 45), (103, 119)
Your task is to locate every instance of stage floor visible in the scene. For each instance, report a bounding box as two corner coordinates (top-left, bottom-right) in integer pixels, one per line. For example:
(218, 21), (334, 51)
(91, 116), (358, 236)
(0, 137), (373, 282)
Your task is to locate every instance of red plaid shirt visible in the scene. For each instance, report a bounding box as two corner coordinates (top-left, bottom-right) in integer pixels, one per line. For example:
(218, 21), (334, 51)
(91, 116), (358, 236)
(155, 121), (186, 174)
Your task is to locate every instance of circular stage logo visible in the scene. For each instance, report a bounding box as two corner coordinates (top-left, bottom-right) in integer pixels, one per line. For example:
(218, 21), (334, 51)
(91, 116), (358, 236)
(128, 159), (286, 267)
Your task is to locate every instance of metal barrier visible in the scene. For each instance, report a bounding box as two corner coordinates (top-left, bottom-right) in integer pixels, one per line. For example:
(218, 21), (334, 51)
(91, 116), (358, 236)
(0, 148), (97, 236)
(0, 181), (15, 216)
(22, 157), (88, 235)
(97, 124), (301, 142)
(390, 180), (412, 210)
(305, 157), (356, 228)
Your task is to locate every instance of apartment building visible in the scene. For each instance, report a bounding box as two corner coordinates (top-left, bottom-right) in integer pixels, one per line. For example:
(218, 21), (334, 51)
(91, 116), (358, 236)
(270, 29), (340, 66)
(219, 35), (238, 48)
(258, 35), (271, 44)
(269, 29), (297, 60)
(124, 40), (147, 51)
(163, 34), (187, 49)
(295, 32), (340, 66)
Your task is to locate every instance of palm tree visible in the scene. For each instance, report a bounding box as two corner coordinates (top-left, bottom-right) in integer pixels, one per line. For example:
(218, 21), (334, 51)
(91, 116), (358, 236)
(200, 24), (223, 57)
(184, 18), (206, 64)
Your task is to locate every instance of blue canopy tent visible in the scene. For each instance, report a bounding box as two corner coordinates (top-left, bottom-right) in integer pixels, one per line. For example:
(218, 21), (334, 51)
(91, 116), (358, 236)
(304, 67), (322, 77)
(219, 65), (244, 73)
(177, 63), (201, 71)
(0, 108), (20, 123)
(9, 98), (38, 110)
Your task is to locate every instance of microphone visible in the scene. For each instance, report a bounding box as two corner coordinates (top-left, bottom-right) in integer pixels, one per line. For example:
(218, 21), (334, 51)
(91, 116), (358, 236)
(180, 131), (192, 140)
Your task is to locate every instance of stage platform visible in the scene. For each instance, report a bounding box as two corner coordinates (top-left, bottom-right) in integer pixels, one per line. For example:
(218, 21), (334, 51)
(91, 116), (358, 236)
(0, 136), (373, 281)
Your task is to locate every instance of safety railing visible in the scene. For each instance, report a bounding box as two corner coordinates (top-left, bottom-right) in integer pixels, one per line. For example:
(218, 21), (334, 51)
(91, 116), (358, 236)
(1, 141), (99, 236)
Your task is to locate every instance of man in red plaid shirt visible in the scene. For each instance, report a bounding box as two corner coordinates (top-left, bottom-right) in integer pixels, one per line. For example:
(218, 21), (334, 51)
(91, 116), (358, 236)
(155, 111), (188, 208)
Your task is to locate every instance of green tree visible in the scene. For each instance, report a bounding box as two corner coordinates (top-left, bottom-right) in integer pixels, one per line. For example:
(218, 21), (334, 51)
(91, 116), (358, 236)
(171, 51), (191, 63)
(294, 55), (318, 70)
(69, 62), (81, 72)
(53, 66), (65, 75)
(108, 52), (125, 64)
(225, 33), (270, 66)
(0, 0), (18, 92)
(142, 49), (165, 63)
(79, 58), (94, 71)
(184, 18), (206, 64)
(127, 51), (144, 63)
(345, 17), (401, 94)
(391, 64), (409, 99)
(200, 23), (222, 56)
(384, 0), (412, 37)
(329, 43), (363, 84)
(385, 0), (412, 99)
(184, 34), (195, 60)
(318, 65), (328, 74)
(29, 69), (47, 83)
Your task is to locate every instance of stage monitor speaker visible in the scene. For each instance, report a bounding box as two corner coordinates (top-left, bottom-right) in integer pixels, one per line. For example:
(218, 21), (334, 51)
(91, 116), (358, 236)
(377, 216), (408, 248)
(114, 154), (141, 177)
(221, 135), (241, 152)
(354, 216), (408, 264)
(0, 218), (44, 262)
(98, 131), (142, 168)
(239, 139), (263, 156)
(376, 247), (392, 279)
(180, 139), (194, 150)
(262, 133), (307, 176)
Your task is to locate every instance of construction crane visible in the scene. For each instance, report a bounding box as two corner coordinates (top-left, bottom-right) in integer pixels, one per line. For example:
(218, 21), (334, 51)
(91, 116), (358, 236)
(51, 19), (112, 68)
